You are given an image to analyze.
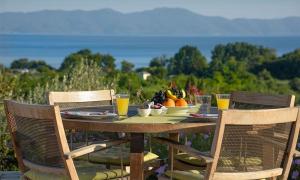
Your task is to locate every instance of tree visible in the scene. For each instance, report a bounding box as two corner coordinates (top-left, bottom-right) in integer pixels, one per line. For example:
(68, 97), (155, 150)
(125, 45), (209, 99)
(117, 73), (141, 94)
(258, 49), (300, 79)
(148, 55), (168, 78)
(10, 58), (29, 69)
(149, 66), (167, 79)
(168, 45), (207, 76)
(10, 58), (54, 71)
(149, 55), (168, 67)
(99, 54), (116, 74)
(60, 49), (116, 74)
(210, 42), (276, 72)
(290, 78), (300, 91)
(121, 60), (135, 73)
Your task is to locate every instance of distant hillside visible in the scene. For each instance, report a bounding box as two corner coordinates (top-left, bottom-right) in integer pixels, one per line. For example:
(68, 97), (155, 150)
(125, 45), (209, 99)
(0, 8), (300, 36)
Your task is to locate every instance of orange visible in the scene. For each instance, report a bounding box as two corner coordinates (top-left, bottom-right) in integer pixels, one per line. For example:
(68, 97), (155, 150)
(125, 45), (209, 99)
(175, 98), (188, 107)
(162, 98), (175, 107)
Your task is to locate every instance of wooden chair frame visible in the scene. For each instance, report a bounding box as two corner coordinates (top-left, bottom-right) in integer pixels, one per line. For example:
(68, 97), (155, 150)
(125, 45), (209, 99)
(230, 91), (295, 108)
(48, 89), (118, 151)
(4, 100), (127, 180)
(173, 91), (295, 171)
(155, 107), (300, 180)
(48, 89), (115, 106)
(48, 89), (162, 177)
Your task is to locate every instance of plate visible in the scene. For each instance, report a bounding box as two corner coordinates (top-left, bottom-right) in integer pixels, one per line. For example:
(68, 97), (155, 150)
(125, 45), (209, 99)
(187, 104), (200, 113)
(167, 106), (191, 115)
(190, 113), (218, 118)
(61, 111), (117, 120)
(186, 113), (218, 122)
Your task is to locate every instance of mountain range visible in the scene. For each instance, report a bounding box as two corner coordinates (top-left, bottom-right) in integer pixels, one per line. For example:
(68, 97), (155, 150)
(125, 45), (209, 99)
(0, 8), (299, 36)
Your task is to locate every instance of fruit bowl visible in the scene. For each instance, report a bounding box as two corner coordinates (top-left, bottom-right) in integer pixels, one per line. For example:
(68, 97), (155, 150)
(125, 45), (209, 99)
(167, 106), (190, 115)
(137, 108), (151, 117)
(188, 104), (200, 113)
(150, 108), (163, 116)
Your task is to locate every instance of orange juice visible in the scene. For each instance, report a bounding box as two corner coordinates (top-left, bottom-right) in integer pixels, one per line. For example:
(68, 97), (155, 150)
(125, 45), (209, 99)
(217, 98), (230, 110)
(116, 97), (129, 116)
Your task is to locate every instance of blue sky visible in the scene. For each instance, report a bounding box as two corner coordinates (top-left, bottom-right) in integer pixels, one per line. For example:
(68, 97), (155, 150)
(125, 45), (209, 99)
(1, 0), (299, 19)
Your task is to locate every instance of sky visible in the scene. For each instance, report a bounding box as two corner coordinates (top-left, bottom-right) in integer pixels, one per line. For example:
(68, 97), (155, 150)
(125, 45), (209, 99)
(0, 0), (299, 19)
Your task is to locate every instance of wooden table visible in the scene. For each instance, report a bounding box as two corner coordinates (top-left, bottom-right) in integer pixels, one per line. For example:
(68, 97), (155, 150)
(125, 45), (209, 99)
(62, 106), (216, 180)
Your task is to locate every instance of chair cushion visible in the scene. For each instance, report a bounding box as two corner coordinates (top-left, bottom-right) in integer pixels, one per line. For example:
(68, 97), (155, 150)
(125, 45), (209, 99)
(174, 152), (207, 167)
(219, 156), (262, 167)
(165, 170), (204, 180)
(24, 161), (129, 180)
(88, 146), (158, 165)
(174, 152), (262, 168)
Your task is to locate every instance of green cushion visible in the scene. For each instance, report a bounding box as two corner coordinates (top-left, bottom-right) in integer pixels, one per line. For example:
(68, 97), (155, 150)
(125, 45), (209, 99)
(174, 153), (207, 166)
(24, 171), (67, 180)
(174, 152), (262, 167)
(219, 156), (262, 166)
(165, 170), (204, 180)
(24, 161), (129, 180)
(88, 147), (158, 165)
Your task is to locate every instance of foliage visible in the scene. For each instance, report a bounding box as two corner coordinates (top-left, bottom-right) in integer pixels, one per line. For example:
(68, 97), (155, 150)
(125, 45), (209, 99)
(10, 58), (54, 71)
(0, 58), (111, 170)
(258, 49), (300, 79)
(210, 42), (276, 72)
(290, 78), (300, 91)
(149, 55), (168, 68)
(121, 60), (135, 73)
(168, 45), (208, 76)
(60, 49), (116, 74)
(0, 44), (300, 175)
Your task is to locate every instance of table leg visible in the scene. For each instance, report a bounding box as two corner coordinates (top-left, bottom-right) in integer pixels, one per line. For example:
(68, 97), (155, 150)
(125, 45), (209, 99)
(168, 133), (179, 169)
(130, 133), (144, 180)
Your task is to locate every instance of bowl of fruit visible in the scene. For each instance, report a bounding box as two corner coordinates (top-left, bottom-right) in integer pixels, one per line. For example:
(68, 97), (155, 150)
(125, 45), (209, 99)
(151, 87), (195, 115)
(150, 104), (167, 116)
(137, 102), (152, 117)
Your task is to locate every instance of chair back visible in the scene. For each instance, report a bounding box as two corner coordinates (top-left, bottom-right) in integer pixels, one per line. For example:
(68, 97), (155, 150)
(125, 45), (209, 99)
(48, 90), (115, 110)
(4, 100), (77, 178)
(207, 108), (300, 180)
(230, 91), (295, 109)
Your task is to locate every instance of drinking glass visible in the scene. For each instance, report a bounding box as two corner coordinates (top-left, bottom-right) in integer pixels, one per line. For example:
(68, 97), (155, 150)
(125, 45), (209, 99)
(116, 94), (130, 117)
(216, 94), (230, 110)
(195, 95), (212, 114)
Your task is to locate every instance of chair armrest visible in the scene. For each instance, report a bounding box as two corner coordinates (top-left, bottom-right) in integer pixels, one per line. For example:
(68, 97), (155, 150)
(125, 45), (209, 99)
(64, 139), (128, 159)
(294, 150), (300, 158)
(153, 137), (213, 163)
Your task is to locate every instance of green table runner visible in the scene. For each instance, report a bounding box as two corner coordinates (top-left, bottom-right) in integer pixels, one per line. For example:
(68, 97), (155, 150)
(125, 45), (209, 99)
(115, 115), (187, 124)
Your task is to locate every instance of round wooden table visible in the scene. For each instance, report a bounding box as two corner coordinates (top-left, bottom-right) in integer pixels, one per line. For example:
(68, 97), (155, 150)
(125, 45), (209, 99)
(62, 106), (216, 180)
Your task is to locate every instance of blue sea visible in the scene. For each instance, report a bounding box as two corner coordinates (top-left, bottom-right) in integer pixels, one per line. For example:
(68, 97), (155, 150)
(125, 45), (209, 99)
(0, 35), (300, 69)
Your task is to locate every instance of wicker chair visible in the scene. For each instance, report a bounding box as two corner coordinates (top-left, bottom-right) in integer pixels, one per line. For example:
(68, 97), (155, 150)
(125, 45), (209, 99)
(155, 107), (300, 180)
(4, 100), (129, 180)
(48, 90), (159, 168)
(230, 91), (295, 109)
(172, 92), (295, 171)
(48, 90), (118, 149)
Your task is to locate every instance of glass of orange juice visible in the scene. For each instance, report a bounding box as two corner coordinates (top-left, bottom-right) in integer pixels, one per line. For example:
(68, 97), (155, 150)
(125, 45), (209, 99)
(216, 94), (230, 110)
(116, 94), (130, 117)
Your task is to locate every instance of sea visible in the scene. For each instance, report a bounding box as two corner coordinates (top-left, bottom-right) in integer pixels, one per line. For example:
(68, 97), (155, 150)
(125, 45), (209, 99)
(0, 35), (300, 69)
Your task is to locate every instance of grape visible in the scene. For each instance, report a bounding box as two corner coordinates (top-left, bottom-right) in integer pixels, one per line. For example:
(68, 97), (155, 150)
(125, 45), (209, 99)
(151, 90), (166, 104)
